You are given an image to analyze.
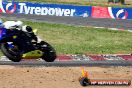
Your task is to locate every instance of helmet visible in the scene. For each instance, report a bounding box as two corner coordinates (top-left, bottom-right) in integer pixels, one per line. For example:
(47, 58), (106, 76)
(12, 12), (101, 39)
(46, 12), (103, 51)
(16, 21), (23, 26)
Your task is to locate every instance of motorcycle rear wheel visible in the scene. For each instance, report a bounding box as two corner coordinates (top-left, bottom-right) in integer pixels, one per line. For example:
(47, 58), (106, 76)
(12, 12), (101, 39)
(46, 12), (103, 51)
(41, 42), (56, 62)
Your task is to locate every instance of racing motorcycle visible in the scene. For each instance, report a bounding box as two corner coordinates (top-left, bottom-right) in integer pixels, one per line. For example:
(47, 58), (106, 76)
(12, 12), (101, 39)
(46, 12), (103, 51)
(0, 27), (56, 62)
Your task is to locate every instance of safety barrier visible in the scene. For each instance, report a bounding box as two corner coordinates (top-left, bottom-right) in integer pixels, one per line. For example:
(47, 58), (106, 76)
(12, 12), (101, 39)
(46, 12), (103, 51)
(0, 1), (132, 19)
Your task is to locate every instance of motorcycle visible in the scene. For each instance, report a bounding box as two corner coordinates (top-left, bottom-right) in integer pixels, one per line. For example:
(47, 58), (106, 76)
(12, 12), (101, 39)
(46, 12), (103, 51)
(0, 27), (56, 62)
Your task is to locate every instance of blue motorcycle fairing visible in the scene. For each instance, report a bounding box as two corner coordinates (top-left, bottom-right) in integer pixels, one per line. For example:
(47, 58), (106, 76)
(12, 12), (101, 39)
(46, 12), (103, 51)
(0, 28), (17, 49)
(0, 27), (19, 41)
(0, 28), (7, 40)
(0, 27), (36, 53)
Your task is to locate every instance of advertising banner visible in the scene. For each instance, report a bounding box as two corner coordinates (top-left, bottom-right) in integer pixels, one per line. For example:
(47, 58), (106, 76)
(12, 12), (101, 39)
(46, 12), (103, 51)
(92, 6), (132, 19)
(0, 1), (132, 19)
(91, 6), (110, 18)
(0, 1), (92, 17)
(108, 7), (132, 19)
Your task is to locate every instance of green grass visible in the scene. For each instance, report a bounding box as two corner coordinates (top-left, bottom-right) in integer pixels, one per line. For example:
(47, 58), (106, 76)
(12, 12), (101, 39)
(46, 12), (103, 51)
(20, 21), (132, 54)
(16, 0), (132, 7)
(0, 19), (132, 55)
(0, 20), (132, 56)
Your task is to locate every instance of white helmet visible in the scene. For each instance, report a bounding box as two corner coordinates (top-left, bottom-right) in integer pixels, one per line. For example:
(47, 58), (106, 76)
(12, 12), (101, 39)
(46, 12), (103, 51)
(16, 21), (23, 26)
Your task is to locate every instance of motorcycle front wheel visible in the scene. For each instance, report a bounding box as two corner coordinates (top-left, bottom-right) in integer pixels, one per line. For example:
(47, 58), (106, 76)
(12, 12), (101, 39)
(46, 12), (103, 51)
(0, 42), (22, 62)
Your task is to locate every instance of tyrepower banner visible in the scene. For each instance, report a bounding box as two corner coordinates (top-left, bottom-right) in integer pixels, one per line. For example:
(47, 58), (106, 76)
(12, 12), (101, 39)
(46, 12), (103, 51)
(0, 1), (92, 17)
(92, 6), (132, 19)
(1, 1), (132, 19)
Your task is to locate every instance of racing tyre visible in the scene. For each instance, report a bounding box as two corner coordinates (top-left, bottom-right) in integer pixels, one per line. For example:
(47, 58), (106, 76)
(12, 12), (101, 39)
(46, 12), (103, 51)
(0, 42), (22, 62)
(41, 41), (56, 62)
(79, 77), (90, 86)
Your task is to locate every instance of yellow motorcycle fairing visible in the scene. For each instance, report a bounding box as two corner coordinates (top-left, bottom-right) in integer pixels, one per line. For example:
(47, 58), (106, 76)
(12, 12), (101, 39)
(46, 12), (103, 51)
(22, 50), (43, 59)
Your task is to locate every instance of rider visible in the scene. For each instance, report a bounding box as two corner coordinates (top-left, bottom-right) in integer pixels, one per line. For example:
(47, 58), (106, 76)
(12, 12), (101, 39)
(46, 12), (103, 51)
(3, 20), (42, 43)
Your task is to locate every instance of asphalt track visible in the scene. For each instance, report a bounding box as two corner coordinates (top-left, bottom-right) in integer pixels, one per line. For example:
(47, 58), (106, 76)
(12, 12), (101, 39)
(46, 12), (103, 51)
(0, 13), (132, 66)
(0, 60), (132, 67)
(1, 13), (132, 30)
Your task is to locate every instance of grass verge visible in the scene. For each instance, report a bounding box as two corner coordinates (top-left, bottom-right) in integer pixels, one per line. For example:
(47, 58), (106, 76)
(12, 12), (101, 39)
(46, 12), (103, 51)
(22, 21), (132, 54)
(0, 19), (132, 56)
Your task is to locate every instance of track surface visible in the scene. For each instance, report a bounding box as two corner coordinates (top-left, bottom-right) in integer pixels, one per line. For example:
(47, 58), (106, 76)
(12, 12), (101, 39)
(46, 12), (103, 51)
(0, 61), (132, 66)
(0, 13), (132, 66)
(1, 13), (132, 30)
(0, 54), (132, 66)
